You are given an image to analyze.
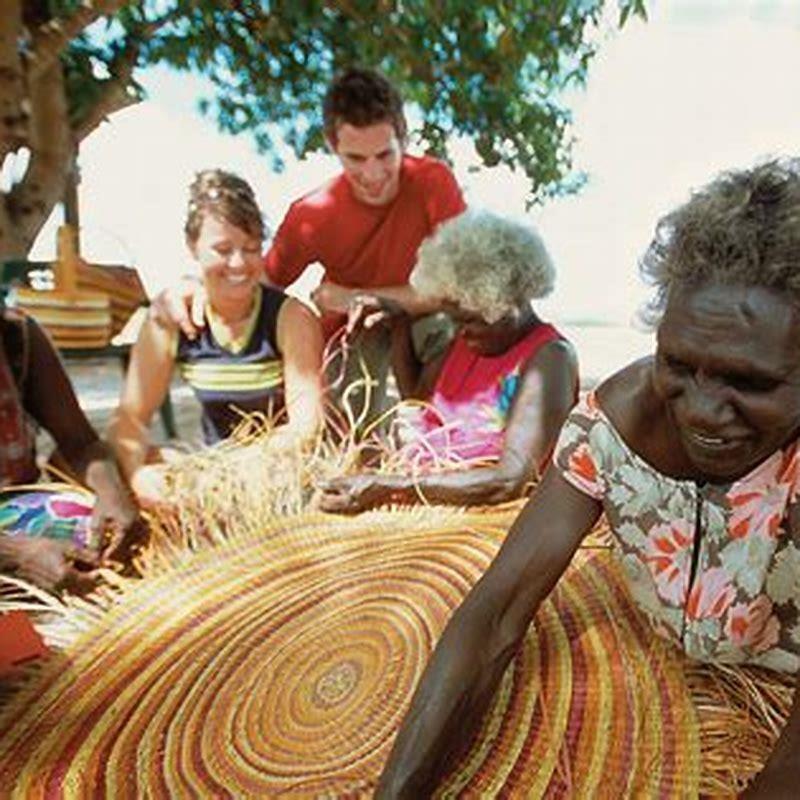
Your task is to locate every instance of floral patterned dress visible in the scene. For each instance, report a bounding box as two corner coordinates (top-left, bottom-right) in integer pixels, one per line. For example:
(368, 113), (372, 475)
(555, 392), (800, 674)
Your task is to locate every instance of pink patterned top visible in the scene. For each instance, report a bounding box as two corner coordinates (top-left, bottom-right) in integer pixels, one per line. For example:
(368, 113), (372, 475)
(554, 392), (800, 673)
(398, 323), (564, 468)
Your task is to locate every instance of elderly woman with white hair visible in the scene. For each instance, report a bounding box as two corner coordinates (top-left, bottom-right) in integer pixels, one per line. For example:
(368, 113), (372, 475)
(319, 210), (579, 512)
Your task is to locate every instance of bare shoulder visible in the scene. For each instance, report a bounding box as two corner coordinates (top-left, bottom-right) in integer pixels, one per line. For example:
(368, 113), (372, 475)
(520, 337), (578, 381)
(279, 295), (320, 327)
(596, 357), (659, 441)
(277, 296), (323, 353)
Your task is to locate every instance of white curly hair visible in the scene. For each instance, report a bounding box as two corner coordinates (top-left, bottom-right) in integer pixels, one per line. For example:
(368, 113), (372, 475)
(410, 209), (555, 323)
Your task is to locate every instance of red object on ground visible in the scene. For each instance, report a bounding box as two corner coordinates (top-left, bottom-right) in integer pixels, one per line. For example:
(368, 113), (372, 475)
(0, 611), (47, 675)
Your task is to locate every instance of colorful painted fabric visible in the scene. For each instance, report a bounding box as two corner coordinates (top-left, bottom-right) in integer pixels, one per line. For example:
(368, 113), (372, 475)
(554, 391), (800, 673)
(399, 323), (565, 466)
(0, 490), (94, 548)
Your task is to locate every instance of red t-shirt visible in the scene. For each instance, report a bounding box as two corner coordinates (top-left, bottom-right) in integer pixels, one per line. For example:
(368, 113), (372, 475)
(264, 154), (465, 314)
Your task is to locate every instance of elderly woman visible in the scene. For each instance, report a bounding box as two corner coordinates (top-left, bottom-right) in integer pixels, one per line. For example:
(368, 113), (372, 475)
(377, 159), (800, 799)
(319, 210), (579, 511)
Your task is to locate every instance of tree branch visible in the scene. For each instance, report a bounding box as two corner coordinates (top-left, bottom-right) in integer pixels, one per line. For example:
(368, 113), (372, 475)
(74, 51), (141, 143)
(28, 0), (132, 81)
(73, 9), (184, 143)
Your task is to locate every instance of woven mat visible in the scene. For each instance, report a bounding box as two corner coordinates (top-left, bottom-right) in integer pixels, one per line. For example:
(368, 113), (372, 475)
(0, 505), (789, 797)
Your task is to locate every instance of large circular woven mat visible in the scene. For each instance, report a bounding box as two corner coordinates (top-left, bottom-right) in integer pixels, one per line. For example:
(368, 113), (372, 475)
(0, 506), (718, 797)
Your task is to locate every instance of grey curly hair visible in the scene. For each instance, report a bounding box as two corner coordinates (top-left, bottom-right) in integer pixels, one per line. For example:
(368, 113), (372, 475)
(411, 210), (555, 323)
(640, 157), (800, 323)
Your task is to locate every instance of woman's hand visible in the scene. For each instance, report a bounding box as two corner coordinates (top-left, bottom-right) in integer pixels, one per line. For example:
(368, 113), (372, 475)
(4, 537), (101, 595)
(319, 474), (401, 514)
(91, 487), (149, 566)
(130, 463), (172, 508)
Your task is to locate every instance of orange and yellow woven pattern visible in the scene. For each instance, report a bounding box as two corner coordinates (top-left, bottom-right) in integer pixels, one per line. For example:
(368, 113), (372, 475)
(0, 506), (783, 797)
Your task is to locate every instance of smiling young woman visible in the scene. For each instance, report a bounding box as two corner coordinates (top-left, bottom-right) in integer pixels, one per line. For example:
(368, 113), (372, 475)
(376, 159), (800, 799)
(108, 170), (324, 506)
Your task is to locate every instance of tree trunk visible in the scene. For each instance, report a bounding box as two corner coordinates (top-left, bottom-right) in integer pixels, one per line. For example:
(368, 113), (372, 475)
(0, 0), (139, 262)
(0, 0), (27, 157)
(1, 59), (74, 262)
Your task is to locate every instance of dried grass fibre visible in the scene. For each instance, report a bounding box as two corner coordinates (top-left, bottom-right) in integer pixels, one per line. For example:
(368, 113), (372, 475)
(0, 424), (794, 797)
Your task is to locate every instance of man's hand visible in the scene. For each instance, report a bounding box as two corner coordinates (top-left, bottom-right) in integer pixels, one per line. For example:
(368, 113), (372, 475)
(319, 474), (400, 513)
(344, 294), (406, 340)
(310, 283), (356, 316)
(6, 537), (101, 595)
(150, 275), (207, 339)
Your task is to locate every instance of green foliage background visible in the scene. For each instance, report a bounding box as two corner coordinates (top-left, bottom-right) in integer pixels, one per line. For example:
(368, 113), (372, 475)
(60, 0), (646, 204)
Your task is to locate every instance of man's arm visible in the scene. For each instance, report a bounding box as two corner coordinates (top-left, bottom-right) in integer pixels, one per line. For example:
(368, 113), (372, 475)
(376, 469), (601, 798)
(319, 339), (578, 512)
(263, 202), (314, 288)
(150, 203), (311, 338)
(314, 160), (464, 320)
(312, 282), (440, 319)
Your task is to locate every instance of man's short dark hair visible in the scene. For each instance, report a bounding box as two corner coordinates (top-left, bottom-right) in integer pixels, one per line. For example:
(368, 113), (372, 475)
(323, 67), (407, 145)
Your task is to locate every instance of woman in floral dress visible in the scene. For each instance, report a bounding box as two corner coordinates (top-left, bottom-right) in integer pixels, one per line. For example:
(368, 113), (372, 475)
(376, 158), (800, 799)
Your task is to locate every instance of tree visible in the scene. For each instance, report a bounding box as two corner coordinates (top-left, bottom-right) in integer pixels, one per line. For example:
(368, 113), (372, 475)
(0, 0), (646, 261)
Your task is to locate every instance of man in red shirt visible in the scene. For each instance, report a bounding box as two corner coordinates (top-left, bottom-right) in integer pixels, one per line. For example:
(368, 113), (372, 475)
(267, 68), (465, 335)
(160, 68), (466, 425)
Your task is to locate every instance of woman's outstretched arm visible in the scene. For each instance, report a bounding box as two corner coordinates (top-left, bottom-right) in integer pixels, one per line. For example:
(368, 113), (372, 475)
(23, 317), (144, 562)
(376, 470), (601, 797)
(107, 316), (176, 500)
(275, 297), (324, 443)
(319, 339), (578, 512)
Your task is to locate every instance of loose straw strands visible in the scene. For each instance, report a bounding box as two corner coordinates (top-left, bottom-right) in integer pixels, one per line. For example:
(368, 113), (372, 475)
(688, 662), (794, 796)
(0, 347), (793, 795)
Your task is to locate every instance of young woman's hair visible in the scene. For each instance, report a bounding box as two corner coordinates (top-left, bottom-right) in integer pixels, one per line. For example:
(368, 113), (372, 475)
(323, 67), (407, 145)
(184, 169), (265, 244)
(411, 209), (555, 323)
(640, 157), (800, 323)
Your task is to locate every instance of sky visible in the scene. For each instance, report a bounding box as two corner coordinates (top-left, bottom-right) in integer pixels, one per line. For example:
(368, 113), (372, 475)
(29, 0), (800, 332)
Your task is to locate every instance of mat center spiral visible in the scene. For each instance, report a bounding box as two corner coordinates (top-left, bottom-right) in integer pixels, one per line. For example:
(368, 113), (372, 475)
(313, 659), (361, 708)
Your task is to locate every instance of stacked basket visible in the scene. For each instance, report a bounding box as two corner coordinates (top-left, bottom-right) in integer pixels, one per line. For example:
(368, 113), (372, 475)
(11, 226), (146, 349)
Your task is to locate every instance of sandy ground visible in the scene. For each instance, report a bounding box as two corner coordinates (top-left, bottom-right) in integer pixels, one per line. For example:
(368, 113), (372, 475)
(51, 322), (654, 456)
